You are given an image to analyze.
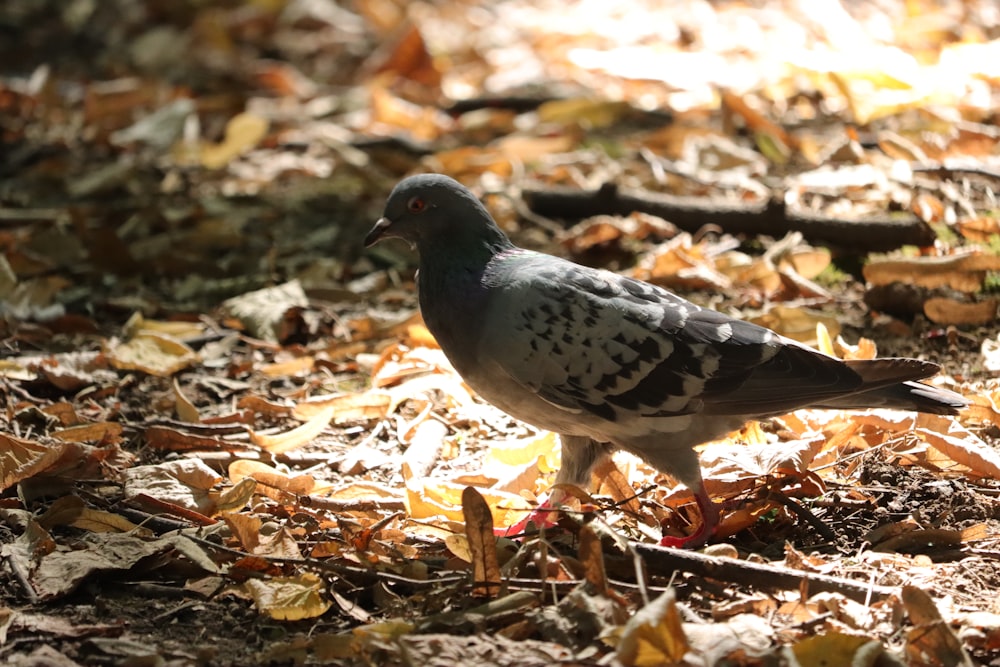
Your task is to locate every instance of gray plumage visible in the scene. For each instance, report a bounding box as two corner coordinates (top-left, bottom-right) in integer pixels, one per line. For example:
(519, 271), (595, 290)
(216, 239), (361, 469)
(365, 173), (967, 547)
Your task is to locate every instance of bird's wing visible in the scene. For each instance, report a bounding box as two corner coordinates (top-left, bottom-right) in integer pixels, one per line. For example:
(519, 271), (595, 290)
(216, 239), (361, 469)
(481, 254), (870, 420)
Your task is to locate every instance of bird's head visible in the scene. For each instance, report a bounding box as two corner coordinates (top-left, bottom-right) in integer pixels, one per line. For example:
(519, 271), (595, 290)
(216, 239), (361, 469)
(364, 174), (511, 255)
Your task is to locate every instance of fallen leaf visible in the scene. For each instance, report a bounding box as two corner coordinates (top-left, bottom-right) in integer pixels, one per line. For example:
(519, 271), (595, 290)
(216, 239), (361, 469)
(243, 573), (331, 621)
(902, 585), (973, 667)
(617, 588), (690, 667)
(105, 332), (198, 377)
(923, 297), (997, 326)
(864, 252), (1000, 293)
(201, 112), (269, 169)
(250, 406), (334, 454)
(462, 486), (501, 598)
(0, 433), (69, 492)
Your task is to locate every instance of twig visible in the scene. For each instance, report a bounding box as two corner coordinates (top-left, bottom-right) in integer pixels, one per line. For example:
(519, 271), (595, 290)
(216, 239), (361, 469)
(767, 492), (837, 542)
(299, 495), (407, 512)
(4, 552), (39, 603)
(522, 182), (937, 251)
(632, 542), (896, 603)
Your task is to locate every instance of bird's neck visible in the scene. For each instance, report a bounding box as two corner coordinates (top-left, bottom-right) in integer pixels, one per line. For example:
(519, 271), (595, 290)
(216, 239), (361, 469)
(416, 232), (516, 360)
(417, 237), (509, 307)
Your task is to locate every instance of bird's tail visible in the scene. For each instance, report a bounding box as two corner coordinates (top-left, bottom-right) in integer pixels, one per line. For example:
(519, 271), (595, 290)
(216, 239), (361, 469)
(811, 358), (967, 415)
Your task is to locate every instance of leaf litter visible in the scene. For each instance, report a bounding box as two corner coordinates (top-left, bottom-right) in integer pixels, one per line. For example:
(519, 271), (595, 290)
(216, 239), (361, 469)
(2, 0), (1000, 665)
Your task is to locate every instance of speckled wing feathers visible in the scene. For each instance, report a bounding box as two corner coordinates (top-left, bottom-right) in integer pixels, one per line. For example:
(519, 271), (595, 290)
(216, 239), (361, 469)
(480, 252), (854, 423)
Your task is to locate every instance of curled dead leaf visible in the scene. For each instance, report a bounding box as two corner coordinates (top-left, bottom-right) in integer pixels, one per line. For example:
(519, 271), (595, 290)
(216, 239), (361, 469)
(243, 573), (331, 621)
(923, 297), (997, 326)
(0, 433), (70, 492)
(462, 486), (501, 598)
(864, 251), (1000, 293)
(250, 406), (334, 454)
(106, 332), (198, 377)
(201, 112), (269, 169)
(750, 306), (840, 346)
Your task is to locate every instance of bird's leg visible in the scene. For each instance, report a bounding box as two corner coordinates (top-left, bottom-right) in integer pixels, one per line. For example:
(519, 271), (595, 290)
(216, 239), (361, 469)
(495, 435), (609, 538)
(658, 485), (719, 549)
(631, 441), (720, 549)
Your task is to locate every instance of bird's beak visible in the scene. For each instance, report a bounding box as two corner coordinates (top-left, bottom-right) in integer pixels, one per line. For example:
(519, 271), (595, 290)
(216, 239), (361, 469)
(364, 217), (393, 247)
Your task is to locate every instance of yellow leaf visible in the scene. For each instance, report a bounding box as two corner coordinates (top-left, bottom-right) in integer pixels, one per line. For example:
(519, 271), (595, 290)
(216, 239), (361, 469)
(173, 377), (201, 423)
(243, 573), (331, 620)
(250, 406), (334, 454)
(618, 589), (689, 667)
(293, 391), (392, 423)
(106, 332), (198, 377)
(201, 112), (269, 169)
(790, 633), (886, 666)
(484, 432), (559, 469)
(0, 433), (69, 492)
(216, 477), (258, 513)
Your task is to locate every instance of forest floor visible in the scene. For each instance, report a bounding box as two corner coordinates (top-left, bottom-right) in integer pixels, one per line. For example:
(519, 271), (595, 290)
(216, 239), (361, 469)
(2, 0), (1000, 665)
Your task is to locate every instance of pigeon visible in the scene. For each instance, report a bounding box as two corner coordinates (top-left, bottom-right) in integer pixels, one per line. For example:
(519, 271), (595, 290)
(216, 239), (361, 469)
(364, 173), (968, 548)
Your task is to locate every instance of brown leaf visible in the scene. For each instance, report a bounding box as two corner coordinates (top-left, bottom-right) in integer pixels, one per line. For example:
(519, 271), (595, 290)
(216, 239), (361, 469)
(750, 306), (841, 346)
(902, 585), (973, 667)
(200, 112), (269, 169)
(105, 332), (198, 377)
(243, 573), (331, 621)
(173, 377), (201, 424)
(914, 413), (1000, 479)
(956, 216), (1000, 242)
(0, 433), (69, 492)
(292, 391), (391, 423)
(228, 460), (315, 499)
(462, 486), (501, 598)
(790, 633), (889, 667)
(864, 252), (1000, 293)
(617, 588), (689, 667)
(50, 422), (122, 445)
(593, 457), (642, 518)
(145, 425), (231, 452)
(578, 524), (608, 596)
(923, 297), (997, 326)
(250, 406), (334, 454)
(369, 24), (441, 88)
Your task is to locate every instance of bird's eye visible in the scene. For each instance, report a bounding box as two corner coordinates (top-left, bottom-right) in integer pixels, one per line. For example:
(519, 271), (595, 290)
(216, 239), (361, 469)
(407, 197), (426, 213)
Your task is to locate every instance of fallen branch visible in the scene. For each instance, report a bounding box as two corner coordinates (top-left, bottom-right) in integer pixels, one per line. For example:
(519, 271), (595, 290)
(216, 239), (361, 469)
(632, 542), (895, 603)
(522, 182), (936, 251)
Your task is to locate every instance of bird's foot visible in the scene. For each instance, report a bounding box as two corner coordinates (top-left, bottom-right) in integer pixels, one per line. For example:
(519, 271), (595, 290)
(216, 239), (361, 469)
(658, 522), (713, 549)
(658, 490), (719, 549)
(494, 493), (561, 538)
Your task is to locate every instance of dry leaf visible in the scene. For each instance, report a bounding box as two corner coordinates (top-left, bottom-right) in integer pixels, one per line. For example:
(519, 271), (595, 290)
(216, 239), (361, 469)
(788, 633), (889, 667)
(201, 112), (269, 169)
(50, 422), (123, 444)
(121, 459), (223, 514)
(914, 413), (1000, 479)
(923, 297), (997, 326)
(260, 356), (316, 378)
(228, 460), (315, 497)
(902, 585), (973, 667)
(368, 23), (441, 88)
(618, 588), (690, 667)
(864, 252), (1000, 293)
(250, 406), (334, 454)
(173, 377), (201, 423)
(293, 391), (392, 423)
(106, 332), (198, 377)
(243, 573), (331, 621)
(0, 433), (69, 492)
(462, 486), (501, 598)
(578, 524), (609, 596)
(750, 306), (840, 345)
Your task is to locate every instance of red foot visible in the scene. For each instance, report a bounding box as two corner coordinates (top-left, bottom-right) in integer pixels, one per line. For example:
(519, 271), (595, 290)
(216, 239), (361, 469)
(658, 490), (720, 549)
(494, 494), (559, 537)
